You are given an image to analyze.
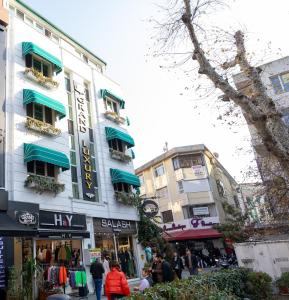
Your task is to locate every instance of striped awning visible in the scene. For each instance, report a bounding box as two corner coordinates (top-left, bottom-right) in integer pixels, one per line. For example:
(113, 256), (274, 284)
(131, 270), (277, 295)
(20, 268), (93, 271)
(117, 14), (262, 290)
(22, 42), (63, 74)
(100, 89), (125, 109)
(105, 127), (134, 148)
(23, 89), (66, 119)
(110, 168), (140, 187)
(24, 143), (70, 171)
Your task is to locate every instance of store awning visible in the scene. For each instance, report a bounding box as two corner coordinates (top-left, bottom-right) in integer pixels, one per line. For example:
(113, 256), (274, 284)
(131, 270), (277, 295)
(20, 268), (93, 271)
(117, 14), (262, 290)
(163, 228), (222, 241)
(100, 89), (125, 109)
(23, 89), (66, 119)
(105, 127), (134, 148)
(22, 42), (63, 74)
(0, 213), (37, 237)
(110, 168), (140, 187)
(24, 143), (70, 171)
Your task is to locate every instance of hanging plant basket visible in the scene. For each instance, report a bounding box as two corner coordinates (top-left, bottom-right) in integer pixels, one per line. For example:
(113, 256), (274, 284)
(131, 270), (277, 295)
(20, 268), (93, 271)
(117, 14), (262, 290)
(24, 68), (59, 89)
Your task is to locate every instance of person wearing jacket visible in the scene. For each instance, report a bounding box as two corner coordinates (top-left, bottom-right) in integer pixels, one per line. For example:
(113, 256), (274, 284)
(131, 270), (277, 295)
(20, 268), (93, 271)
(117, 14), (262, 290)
(105, 261), (130, 300)
(90, 257), (104, 300)
(171, 251), (184, 279)
(156, 254), (174, 283)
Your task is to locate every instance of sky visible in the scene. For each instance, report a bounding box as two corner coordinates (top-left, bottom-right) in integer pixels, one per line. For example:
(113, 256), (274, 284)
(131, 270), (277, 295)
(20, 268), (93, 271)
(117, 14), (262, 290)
(20, 0), (289, 182)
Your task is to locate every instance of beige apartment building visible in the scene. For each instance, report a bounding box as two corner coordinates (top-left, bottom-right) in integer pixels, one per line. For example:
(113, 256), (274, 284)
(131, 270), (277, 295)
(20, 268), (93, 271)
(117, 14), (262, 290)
(136, 145), (239, 251)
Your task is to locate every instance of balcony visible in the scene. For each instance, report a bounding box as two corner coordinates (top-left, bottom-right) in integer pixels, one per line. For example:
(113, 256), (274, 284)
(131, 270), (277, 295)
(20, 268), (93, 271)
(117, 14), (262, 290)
(104, 111), (126, 125)
(26, 117), (61, 136)
(24, 68), (59, 90)
(109, 148), (132, 163)
(24, 174), (65, 196)
(114, 191), (136, 205)
(175, 166), (207, 181)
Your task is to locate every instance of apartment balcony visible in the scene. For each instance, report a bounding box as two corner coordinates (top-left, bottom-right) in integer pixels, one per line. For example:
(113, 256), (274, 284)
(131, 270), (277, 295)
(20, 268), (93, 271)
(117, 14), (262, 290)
(104, 111), (126, 125)
(26, 117), (61, 136)
(175, 166), (207, 181)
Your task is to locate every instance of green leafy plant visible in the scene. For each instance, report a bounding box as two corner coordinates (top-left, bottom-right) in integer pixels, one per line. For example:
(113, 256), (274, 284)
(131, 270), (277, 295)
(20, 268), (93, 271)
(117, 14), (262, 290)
(24, 174), (65, 195)
(7, 266), (22, 299)
(25, 67), (59, 88)
(276, 272), (289, 288)
(109, 148), (132, 163)
(246, 271), (272, 300)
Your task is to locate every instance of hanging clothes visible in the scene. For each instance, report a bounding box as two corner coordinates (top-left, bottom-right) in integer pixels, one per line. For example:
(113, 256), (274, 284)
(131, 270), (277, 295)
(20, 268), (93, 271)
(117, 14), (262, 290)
(75, 271), (87, 287)
(65, 245), (72, 261)
(58, 245), (67, 261)
(59, 266), (67, 285)
(69, 271), (77, 289)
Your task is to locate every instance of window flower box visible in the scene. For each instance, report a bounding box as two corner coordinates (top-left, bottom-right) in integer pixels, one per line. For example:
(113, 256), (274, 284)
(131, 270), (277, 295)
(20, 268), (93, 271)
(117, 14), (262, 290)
(109, 148), (131, 163)
(24, 174), (65, 196)
(104, 111), (126, 125)
(26, 117), (61, 136)
(115, 191), (136, 205)
(24, 68), (59, 89)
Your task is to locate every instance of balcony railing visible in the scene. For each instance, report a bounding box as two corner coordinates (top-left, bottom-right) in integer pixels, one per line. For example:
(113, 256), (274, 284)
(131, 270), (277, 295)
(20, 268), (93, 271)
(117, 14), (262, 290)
(24, 67), (59, 89)
(24, 174), (65, 196)
(26, 117), (61, 136)
(104, 111), (126, 125)
(109, 148), (131, 163)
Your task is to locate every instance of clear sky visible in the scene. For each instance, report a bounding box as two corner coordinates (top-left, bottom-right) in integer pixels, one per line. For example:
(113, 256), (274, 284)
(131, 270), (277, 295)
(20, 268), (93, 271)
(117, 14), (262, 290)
(20, 0), (289, 181)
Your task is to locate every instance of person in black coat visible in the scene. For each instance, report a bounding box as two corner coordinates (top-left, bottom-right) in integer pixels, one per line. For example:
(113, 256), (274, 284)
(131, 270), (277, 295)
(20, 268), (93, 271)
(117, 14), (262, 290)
(171, 251), (184, 279)
(156, 254), (174, 283)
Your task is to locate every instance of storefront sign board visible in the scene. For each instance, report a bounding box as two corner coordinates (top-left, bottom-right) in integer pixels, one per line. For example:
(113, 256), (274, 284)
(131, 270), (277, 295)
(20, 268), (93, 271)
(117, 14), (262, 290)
(94, 218), (137, 234)
(192, 207), (209, 216)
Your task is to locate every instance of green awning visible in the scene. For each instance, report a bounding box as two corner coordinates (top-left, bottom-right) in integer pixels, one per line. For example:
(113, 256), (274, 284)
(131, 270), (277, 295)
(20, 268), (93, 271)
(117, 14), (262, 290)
(110, 168), (140, 187)
(101, 89), (125, 109)
(22, 42), (63, 74)
(105, 127), (134, 148)
(24, 143), (70, 171)
(23, 89), (66, 119)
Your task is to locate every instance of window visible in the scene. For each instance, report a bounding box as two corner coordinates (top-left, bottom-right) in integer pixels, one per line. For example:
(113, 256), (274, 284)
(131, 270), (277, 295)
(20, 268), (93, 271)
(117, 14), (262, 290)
(177, 181), (184, 193)
(25, 54), (51, 78)
(35, 22), (44, 33)
(16, 9), (24, 20)
(51, 34), (59, 44)
(172, 154), (204, 170)
(138, 175), (144, 186)
(108, 139), (125, 153)
(104, 97), (119, 114)
(156, 187), (168, 199)
(26, 103), (54, 125)
(45, 29), (52, 38)
(114, 182), (131, 193)
(83, 55), (88, 64)
(154, 165), (165, 177)
(270, 72), (289, 94)
(27, 161), (55, 178)
(24, 16), (33, 26)
(162, 210), (173, 223)
(216, 179), (225, 197)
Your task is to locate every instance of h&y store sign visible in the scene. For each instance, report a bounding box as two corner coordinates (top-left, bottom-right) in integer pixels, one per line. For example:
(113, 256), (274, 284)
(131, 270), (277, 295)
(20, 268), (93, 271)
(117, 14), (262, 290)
(94, 218), (137, 234)
(74, 82), (97, 201)
(39, 211), (88, 238)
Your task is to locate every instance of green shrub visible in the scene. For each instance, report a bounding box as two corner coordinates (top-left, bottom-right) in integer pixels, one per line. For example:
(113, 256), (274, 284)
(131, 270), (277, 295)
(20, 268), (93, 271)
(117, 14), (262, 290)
(276, 272), (289, 288)
(246, 271), (272, 300)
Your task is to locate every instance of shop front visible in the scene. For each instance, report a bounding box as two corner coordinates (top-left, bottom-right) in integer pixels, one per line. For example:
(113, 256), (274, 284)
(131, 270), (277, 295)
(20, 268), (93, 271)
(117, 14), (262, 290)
(93, 217), (139, 279)
(163, 216), (224, 256)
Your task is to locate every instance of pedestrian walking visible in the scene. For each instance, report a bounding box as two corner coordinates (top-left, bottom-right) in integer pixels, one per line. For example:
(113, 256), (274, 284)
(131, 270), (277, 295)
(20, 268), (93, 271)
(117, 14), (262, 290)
(185, 249), (199, 275)
(105, 261), (130, 300)
(151, 255), (163, 284)
(172, 251), (184, 279)
(90, 257), (105, 300)
(156, 254), (174, 283)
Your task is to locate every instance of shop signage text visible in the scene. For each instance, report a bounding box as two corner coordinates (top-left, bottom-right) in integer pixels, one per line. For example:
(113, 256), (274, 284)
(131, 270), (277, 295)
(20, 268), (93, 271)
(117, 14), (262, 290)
(192, 206), (209, 216)
(101, 219), (131, 231)
(191, 218), (218, 228)
(54, 213), (73, 227)
(163, 223), (186, 232)
(0, 237), (5, 288)
(74, 82), (97, 200)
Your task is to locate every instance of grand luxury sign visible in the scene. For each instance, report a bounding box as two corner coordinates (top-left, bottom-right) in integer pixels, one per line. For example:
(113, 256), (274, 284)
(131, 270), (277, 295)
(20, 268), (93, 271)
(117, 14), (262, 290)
(74, 82), (97, 200)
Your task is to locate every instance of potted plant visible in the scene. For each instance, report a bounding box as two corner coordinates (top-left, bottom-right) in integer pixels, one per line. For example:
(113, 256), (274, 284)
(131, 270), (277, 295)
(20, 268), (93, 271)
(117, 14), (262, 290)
(276, 272), (289, 295)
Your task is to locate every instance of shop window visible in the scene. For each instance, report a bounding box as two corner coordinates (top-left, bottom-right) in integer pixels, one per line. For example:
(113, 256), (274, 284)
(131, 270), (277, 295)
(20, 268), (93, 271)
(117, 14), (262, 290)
(27, 161), (55, 178)
(25, 54), (52, 78)
(172, 154), (204, 170)
(26, 103), (54, 125)
(154, 165), (165, 177)
(104, 97), (119, 114)
(162, 210), (174, 223)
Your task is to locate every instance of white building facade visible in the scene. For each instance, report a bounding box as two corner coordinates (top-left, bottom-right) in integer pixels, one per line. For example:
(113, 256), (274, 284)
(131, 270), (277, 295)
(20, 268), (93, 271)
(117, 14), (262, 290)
(0, 0), (142, 295)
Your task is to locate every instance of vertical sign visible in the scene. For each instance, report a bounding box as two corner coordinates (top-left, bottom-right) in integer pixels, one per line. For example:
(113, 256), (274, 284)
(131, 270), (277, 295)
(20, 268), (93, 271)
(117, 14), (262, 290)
(74, 82), (97, 201)
(0, 237), (5, 289)
(0, 25), (6, 188)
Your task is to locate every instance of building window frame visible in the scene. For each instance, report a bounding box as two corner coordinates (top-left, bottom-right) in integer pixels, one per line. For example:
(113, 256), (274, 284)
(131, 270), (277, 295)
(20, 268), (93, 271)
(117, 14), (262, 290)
(270, 72), (289, 94)
(26, 102), (55, 126)
(162, 210), (174, 223)
(154, 164), (165, 177)
(104, 97), (120, 115)
(27, 161), (56, 179)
